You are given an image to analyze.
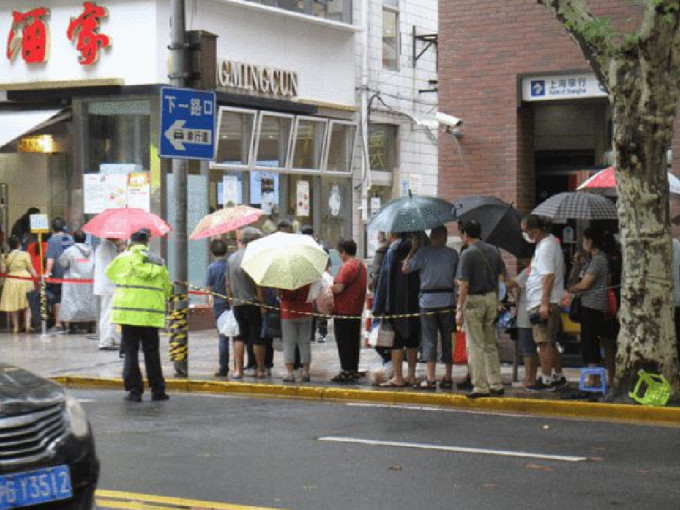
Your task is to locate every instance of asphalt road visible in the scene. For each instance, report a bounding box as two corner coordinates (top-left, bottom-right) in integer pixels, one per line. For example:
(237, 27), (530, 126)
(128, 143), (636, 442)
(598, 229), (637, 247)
(76, 389), (680, 510)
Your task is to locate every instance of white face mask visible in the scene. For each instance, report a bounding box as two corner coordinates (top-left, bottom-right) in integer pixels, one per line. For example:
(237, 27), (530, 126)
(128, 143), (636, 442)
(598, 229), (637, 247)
(522, 232), (535, 244)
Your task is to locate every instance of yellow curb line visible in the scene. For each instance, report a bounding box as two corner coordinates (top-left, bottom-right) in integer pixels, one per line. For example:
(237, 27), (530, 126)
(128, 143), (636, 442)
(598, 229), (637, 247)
(53, 376), (680, 426)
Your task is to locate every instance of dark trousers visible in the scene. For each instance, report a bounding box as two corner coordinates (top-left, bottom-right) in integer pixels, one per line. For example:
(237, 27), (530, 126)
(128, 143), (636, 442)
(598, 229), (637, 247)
(311, 315), (328, 339)
(213, 303), (230, 374)
(580, 307), (608, 365)
(122, 325), (165, 396)
(334, 318), (361, 372)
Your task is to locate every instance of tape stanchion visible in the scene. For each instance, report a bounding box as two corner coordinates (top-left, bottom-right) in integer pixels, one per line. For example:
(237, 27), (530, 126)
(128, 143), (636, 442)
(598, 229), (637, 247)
(168, 290), (189, 377)
(39, 276), (48, 336)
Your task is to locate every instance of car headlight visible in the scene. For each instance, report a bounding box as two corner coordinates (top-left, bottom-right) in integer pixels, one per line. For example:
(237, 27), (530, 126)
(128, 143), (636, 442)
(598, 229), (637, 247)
(64, 393), (90, 439)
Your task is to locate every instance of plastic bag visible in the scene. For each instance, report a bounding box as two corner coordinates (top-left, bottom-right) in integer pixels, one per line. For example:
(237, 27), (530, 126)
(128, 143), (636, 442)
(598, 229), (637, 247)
(368, 320), (394, 348)
(217, 309), (239, 337)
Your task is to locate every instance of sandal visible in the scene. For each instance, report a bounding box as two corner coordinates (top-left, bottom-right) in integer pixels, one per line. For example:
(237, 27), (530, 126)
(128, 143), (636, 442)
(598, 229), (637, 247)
(439, 378), (454, 389)
(283, 374), (295, 383)
(379, 379), (406, 388)
(331, 371), (352, 383)
(415, 380), (437, 390)
(301, 374), (311, 382)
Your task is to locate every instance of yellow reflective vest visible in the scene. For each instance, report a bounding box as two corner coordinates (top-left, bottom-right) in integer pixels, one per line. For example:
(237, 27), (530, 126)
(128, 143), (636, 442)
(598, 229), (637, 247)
(106, 244), (172, 328)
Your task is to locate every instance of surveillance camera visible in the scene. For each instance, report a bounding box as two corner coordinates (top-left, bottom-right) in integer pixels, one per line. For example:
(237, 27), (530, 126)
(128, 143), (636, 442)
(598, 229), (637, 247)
(436, 112), (463, 128)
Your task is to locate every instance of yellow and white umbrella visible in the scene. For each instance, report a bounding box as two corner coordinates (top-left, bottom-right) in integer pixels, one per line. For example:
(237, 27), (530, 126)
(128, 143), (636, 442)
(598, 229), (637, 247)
(241, 232), (329, 290)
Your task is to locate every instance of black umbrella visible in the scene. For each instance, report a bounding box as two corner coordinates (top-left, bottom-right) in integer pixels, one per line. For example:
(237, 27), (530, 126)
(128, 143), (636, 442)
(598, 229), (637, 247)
(453, 196), (532, 257)
(369, 192), (457, 233)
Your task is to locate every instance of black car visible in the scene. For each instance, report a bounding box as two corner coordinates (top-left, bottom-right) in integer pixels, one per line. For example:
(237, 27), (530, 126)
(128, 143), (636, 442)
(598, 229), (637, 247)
(0, 364), (99, 509)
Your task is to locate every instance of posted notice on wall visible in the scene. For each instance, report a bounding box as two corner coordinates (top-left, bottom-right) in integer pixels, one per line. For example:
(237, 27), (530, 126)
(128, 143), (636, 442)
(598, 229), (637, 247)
(127, 172), (151, 211)
(83, 171), (151, 214)
(296, 180), (310, 217)
(222, 175), (240, 207)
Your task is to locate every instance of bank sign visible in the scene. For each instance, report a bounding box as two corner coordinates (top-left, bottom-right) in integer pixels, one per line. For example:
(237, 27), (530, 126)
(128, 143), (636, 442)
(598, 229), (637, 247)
(522, 73), (608, 102)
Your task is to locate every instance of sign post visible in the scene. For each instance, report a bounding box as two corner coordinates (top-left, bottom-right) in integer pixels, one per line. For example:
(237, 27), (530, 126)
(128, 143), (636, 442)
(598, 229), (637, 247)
(30, 214), (49, 337)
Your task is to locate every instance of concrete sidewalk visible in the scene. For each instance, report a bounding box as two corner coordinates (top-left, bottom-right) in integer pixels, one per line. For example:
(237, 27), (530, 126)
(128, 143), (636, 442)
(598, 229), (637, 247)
(1, 327), (679, 425)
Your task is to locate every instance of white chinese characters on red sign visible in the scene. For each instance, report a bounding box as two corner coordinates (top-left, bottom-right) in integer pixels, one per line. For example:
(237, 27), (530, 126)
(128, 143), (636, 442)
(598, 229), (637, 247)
(5, 2), (111, 66)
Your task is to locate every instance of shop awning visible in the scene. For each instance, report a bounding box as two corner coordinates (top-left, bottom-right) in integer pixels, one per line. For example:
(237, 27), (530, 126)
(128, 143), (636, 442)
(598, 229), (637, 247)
(0, 108), (67, 149)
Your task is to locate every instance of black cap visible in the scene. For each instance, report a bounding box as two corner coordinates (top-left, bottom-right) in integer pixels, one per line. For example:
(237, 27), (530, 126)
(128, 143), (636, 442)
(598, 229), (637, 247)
(130, 228), (151, 242)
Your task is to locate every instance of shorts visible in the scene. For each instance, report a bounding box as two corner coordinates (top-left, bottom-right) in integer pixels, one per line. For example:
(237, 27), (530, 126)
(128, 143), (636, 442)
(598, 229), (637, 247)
(232, 304), (264, 346)
(517, 328), (537, 356)
(392, 328), (420, 350)
(47, 283), (62, 304)
(420, 308), (453, 363)
(529, 304), (561, 344)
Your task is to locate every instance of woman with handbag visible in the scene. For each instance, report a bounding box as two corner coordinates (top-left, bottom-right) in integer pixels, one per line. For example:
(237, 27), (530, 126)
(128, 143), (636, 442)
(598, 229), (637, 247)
(568, 227), (615, 385)
(0, 236), (38, 333)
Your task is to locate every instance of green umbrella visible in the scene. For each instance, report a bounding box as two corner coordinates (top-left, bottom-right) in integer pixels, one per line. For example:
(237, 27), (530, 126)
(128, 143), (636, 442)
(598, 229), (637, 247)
(241, 232), (329, 290)
(369, 191), (457, 233)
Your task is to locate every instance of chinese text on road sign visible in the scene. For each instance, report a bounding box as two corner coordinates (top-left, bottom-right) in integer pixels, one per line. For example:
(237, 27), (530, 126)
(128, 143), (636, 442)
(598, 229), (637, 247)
(160, 87), (216, 160)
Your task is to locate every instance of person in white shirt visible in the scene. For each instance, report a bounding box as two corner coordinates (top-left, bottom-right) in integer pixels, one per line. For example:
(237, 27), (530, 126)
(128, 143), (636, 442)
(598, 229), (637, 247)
(521, 215), (567, 392)
(94, 238), (123, 350)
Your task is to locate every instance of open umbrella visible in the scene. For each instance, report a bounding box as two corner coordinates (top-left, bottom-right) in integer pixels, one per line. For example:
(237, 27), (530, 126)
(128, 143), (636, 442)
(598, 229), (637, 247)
(369, 192), (457, 233)
(453, 196), (531, 257)
(577, 166), (680, 196)
(82, 208), (171, 239)
(241, 232), (329, 290)
(190, 205), (265, 240)
(531, 192), (617, 221)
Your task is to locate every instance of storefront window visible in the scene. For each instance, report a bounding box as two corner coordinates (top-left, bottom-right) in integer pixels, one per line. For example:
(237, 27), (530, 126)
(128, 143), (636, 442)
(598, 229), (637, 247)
(88, 100), (151, 171)
(291, 117), (327, 171)
(325, 121), (356, 174)
(382, 1), (399, 70)
(246, 0), (353, 24)
(368, 124), (398, 171)
(254, 113), (293, 170)
(215, 107), (256, 169)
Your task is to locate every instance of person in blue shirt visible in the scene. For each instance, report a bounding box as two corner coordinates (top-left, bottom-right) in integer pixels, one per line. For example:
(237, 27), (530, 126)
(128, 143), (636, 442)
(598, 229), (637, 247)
(44, 217), (74, 332)
(206, 239), (230, 377)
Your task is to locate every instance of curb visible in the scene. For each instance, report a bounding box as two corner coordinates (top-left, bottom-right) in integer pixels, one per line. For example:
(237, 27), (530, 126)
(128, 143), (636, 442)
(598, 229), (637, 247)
(53, 376), (680, 426)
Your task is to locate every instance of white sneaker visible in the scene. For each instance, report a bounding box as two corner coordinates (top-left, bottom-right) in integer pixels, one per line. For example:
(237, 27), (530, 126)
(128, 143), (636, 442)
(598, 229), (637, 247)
(317, 336), (327, 343)
(243, 368), (257, 377)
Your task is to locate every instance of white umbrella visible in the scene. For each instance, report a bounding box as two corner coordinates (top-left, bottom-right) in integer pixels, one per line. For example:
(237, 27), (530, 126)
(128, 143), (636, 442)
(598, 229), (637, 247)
(241, 232), (329, 290)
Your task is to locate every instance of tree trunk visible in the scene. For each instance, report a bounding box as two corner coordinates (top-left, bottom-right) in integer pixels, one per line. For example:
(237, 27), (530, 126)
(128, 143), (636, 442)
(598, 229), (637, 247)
(610, 75), (680, 402)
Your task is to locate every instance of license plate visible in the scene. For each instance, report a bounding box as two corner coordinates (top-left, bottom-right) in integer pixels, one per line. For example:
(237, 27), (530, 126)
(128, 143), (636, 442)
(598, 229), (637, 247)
(0, 465), (72, 509)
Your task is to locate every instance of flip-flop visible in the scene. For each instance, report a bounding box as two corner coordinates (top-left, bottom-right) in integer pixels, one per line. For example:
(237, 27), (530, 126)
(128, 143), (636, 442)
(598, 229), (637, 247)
(379, 380), (406, 388)
(439, 379), (454, 389)
(415, 380), (437, 390)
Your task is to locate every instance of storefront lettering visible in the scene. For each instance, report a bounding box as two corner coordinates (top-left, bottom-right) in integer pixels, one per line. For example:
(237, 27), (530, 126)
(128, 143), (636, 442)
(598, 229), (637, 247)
(67, 2), (111, 65)
(218, 59), (298, 98)
(6, 7), (50, 63)
(5, 2), (111, 66)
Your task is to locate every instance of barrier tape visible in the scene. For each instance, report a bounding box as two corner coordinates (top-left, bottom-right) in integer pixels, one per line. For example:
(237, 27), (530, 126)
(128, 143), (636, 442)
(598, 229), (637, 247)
(0, 273), (94, 284)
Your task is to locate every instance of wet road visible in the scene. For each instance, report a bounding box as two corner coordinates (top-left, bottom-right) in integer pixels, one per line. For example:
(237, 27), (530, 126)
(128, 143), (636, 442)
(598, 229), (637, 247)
(76, 389), (680, 510)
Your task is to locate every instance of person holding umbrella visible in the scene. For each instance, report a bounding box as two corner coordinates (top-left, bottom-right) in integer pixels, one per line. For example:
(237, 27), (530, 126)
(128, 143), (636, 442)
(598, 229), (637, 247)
(106, 229), (172, 402)
(227, 227), (265, 379)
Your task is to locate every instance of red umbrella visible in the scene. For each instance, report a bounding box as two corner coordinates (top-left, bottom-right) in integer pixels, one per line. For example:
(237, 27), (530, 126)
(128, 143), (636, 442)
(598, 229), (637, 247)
(83, 208), (171, 239)
(577, 166), (680, 195)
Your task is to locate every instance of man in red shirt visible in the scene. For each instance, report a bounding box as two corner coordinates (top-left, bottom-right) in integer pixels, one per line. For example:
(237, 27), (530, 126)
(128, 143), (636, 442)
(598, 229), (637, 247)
(331, 239), (367, 382)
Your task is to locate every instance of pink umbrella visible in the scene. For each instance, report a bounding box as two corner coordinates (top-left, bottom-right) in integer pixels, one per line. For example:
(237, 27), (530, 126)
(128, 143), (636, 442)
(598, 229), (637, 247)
(83, 208), (171, 239)
(577, 166), (680, 195)
(189, 205), (265, 240)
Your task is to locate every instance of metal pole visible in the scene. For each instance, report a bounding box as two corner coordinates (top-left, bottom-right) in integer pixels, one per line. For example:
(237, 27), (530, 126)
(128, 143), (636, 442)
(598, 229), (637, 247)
(170, 0), (189, 377)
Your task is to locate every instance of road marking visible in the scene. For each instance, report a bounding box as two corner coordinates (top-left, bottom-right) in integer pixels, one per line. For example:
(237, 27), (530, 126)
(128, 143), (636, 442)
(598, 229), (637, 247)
(95, 489), (289, 510)
(345, 402), (530, 418)
(318, 436), (589, 463)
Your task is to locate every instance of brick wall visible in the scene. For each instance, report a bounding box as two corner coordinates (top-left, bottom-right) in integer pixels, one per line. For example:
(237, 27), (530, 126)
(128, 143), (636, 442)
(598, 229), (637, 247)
(438, 1), (644, 213)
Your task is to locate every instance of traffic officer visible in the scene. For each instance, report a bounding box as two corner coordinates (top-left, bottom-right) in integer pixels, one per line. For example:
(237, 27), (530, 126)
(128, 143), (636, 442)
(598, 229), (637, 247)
(107, 228), (172, 402)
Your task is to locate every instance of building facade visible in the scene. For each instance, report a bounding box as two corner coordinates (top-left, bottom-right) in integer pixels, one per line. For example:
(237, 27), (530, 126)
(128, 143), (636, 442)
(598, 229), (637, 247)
(437, 1), (680, 221)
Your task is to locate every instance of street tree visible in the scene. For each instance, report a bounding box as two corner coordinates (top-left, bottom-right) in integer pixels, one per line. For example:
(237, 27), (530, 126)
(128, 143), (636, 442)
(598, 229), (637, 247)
(538, 0), (680, 400)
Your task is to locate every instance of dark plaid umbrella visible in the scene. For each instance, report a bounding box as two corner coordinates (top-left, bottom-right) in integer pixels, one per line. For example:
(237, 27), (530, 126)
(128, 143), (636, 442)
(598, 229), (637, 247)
(531, 192), (617, 221)
(369, 192), (457, 233)
(453, 196), (531, 257)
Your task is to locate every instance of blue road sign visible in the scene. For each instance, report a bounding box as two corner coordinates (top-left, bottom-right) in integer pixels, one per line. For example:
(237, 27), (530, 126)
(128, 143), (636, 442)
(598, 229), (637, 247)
(160, 86), (216, 160)
(530, 80), (546, 97)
